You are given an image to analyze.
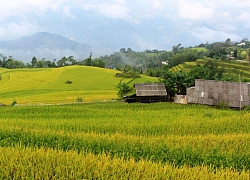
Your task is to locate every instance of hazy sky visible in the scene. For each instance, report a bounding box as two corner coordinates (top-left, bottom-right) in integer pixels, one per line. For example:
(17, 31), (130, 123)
(1, 0), (250, 50)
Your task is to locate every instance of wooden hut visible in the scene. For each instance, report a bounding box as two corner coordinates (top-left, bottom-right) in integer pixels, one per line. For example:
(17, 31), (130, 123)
(124, 83), (167, 103)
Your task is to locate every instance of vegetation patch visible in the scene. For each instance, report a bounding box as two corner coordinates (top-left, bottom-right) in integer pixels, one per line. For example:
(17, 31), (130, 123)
(65, 80), (73, 84)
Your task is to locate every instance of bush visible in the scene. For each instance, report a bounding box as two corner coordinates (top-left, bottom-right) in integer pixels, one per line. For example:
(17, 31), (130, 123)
(65, 80), (73, 84)
(216, 101), (230, 110)
(10, 99), (17, 106)
(242, 105), (250, 111)
(116, 82), (134, 98)
(76, 97), (83, 102)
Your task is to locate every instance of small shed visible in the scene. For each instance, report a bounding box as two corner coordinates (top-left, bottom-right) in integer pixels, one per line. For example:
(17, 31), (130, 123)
(124, 83), (167, 103)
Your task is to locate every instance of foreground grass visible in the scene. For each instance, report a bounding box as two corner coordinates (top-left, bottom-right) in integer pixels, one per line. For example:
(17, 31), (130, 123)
(0, 102), (249, 179)
(1, 146), (249, 180)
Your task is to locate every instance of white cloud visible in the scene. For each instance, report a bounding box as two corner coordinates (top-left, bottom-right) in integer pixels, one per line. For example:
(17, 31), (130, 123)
(221, 24), (236, 31)
(115, 0), (126, 5)
(178, 1), (215, 20)
(0, 21), (39, 41)
(0, 0), (63, 21)
(236, 12), (250, 28)
(236, 0), (250, 7)
(82, 4), (131, 19)
(192, 27), (241, 42)
(63, 6), (76, 18)
(236, 12), (250, 22)
(153, 1), (164, 10)
(99, 4), (131, 19)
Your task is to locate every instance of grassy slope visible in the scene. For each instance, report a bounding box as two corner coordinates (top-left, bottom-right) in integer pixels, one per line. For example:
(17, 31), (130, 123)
(0, 66), (157, 104)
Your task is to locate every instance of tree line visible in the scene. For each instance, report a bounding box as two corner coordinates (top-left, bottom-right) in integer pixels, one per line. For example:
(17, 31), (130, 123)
(1, 38), (249, 70)
(0, 53), (105, 69)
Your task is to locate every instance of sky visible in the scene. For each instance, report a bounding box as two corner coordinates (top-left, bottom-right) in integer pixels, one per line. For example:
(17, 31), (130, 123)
(1, 0), (250, 52)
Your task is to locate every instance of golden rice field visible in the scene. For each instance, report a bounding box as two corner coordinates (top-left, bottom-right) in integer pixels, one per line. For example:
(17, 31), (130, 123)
(0, 66), (157, 105)
(0, 102), (249, 179)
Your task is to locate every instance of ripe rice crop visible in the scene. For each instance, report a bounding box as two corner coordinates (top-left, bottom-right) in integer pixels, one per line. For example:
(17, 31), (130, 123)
(0, 146), (249, 179)
(0, 66), (157, 104)
(0, 102), (249, 178)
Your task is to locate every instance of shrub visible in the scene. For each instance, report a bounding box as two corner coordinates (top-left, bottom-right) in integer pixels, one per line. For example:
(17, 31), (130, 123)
(10, 99), (17, 106)
(76, 97), (83, 102)
(216, 101), (230, 110)
(65, 80), (73, 84)
(242, 105), (250, 111)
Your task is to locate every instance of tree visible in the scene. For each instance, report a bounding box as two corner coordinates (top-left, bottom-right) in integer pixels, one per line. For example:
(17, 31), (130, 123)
(120, 48), (126, 53)
(57, 56), (68, 67)
(225, 38), (231, 47)
(208, 42), (228, 60)
(172, 43), (182, 54)
(6, 59), (25, 69)
(127, 48), (133, 53)
(68, 56), (77, 65)
(84, 52), (93, 66)
(184, 65), (211, 87)
(0, 53), (3, 67)
(31, 56), (37, 67)
(92, 59), (105, 68)
(116, 79), (134, 98)
(174, 71), (187, 95)
(159, 70), (176, 101)
(2, 56), (7, 68)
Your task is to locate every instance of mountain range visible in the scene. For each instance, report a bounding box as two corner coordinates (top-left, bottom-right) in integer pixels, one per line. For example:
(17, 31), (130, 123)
(0, 32), (92, 62)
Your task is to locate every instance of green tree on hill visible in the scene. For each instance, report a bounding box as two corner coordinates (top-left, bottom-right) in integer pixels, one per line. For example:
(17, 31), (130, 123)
(84, 52), (93, 66)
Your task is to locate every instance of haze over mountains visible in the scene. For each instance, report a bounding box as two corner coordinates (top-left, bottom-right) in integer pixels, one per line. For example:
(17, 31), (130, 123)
(0, 32), (92, 62)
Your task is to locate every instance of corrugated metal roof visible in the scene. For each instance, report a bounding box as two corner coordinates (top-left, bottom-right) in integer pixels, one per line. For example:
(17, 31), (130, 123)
(135, 83), (167, 96)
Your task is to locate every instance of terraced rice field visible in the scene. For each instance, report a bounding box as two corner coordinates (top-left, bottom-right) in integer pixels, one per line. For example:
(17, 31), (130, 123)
(170, 59), (250, 81)
(0, 102), (249, 179)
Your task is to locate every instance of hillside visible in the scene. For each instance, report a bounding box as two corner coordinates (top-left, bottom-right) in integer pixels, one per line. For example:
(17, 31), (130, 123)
(0, 32), (92, 62)
(170, 59), (250, 82)
(0, 66), (157, 105)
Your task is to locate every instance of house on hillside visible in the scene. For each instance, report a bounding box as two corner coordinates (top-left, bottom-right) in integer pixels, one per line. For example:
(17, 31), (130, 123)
(124, 83), (167, 103)
(187, 79), (250, 108)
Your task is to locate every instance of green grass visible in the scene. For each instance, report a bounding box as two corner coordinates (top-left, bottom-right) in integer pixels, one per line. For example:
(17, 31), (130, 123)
(0, 66), (157, 104)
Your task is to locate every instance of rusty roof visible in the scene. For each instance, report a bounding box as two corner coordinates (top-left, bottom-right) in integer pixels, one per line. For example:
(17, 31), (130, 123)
(135, 83), (167, 96)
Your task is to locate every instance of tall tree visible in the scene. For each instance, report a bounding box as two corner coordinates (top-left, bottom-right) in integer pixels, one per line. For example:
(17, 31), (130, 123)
(84, 52), (93, 66)
(31, 56), (37, 68)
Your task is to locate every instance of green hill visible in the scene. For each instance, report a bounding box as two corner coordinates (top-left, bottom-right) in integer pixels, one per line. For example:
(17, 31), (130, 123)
(170, 59), (250, 82)
(0, 66), (157, 105)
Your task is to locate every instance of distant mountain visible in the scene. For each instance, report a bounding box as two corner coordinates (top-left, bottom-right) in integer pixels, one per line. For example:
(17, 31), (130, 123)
(0, 32), (92, 62)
